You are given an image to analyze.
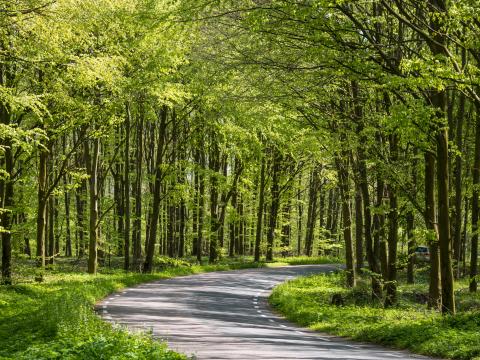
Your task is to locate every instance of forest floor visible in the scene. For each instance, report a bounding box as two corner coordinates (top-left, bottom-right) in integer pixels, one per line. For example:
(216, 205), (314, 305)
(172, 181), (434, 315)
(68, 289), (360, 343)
(270, 268), (480, 360)
(0, 255), (337, 359)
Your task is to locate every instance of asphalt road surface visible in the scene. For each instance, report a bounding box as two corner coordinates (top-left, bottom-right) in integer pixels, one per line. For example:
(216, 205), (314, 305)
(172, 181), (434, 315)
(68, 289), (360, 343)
(98, 264), (435, 360)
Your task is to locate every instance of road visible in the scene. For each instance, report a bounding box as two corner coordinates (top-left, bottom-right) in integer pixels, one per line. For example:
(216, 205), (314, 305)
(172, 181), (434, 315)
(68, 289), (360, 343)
(98, 264), (435, 359)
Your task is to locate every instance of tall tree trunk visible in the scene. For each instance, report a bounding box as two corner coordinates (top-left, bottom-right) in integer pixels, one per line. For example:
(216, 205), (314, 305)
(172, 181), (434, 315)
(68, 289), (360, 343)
(238, 194), (245, 255)
(124, 105), (131, 270)
(143, 106), (167, 273)
(75, 177), (87, 258)
(375, 179), (388, 281)
(427, 0), (455, 315)
(167, 197), (175, 257)
(1, 135), (13, 283)
(192, 152), (199, 257)
(453, 84), (466, 278)
(197, 150), (206, 262)
(63, 173), (72, 257)
(48, 194), (55, 265)
(36, 148), (48, 267)
(266, 149), (281, 261)
(209, 137), (220, 263)
(470, 108), (480, 292)
(133, 110), (143, 268)
(385, 134), (399, 307)
(373, 175), (386, 294)
(297, 177), (303, 256)
(114, 163), (124, 256)
(85, 134), (100, 275)
(218, 156), (228, 250)
(354, 185), (364, 272)
(254, 154), (266, 262)
(305, 166), (319, 256)
(229, 187), (237, 257)
(336, 156), (355, 287)
(281, 198), (292, 257)
(179, 199), (186, 258)
(407, 148), (418, 284)
(426, 152), (441, 309)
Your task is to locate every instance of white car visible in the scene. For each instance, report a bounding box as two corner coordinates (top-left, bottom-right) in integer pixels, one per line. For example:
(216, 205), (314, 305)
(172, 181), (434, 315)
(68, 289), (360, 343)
(415, 246), (430, 262)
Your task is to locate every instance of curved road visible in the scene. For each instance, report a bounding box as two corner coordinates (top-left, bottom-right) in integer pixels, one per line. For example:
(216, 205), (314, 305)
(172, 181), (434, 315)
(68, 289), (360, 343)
(98, 265), (434, 360)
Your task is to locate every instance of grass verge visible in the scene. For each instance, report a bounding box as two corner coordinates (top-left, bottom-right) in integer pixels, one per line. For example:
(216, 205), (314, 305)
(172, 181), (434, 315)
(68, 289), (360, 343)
(269, 271), (480, 360)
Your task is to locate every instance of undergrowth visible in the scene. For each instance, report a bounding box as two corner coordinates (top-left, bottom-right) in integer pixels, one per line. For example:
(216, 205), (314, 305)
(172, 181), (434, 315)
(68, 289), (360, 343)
(270, 271), (480, 360)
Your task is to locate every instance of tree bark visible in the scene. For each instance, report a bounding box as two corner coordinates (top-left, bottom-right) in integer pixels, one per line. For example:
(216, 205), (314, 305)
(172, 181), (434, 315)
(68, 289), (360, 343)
(133, 109), (143, 268)
(124, 104), (131, 270)
(385, 134), (399, 307)
(208, 137), (220, 263)
(36, 148), (48, 267)
(305, 166), (319, 256)
(425, 151), (441, 309)
(266, 149), (282, 261)
(0, 135), (13, 283)
(354, 185), (364, 272)
(143, 106), (167, 273)
(254, 153), (266, 262)
(470, 108), (480, 292)
(197, 150), (206, 262)
(85, 134), (100, 275)
(335, 156), (355, 287)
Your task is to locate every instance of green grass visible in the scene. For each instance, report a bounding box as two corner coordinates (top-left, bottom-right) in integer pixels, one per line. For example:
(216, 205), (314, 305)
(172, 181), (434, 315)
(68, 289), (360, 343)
(266, 255), (341, 266)
(269, 271), (480, 360)
(0, 258), (270, 360)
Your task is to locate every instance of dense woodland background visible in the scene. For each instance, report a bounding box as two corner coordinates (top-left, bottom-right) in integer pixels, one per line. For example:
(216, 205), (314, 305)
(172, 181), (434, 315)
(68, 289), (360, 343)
(1, 0), (480, 316)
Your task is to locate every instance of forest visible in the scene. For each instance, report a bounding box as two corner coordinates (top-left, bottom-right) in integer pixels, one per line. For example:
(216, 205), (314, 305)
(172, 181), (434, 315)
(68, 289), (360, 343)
(1, 1), (480, 359)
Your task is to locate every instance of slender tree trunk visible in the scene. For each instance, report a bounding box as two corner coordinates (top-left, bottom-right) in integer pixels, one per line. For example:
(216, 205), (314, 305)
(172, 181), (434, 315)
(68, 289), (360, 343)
(1, 136), (13, 283)
(305, 167), (319, 256)
(36, 148), (48, 267)
(336, 156), (355, 287)
(192, 152), (199, 257)
(209, 137), (220, 263)
(145, 122), (155, 254)
(376, 180), (388, 281)
(373, 175), (386, 291)
(133, 111), (143, 268)
(426, 152), (441, 309)
(218, 156), (228, 250)
(470, 108), (480, 292)
(254, 154), (266, 261)
(144, 106), (167, 273)
(197, 150), (206, 262)
(354, 186), (364, 272)
(179, 198), (186, 258)
(75, 178), (87, 258)
(167, 197), (175, 257)
(48, 194), (55, 265)
(385, 135), (399, 307)
(85, 134), (100, 275)
(114, 164), (124, 256)
(229, 187), (237, 257)
(281, 198), (292, 257)
(453, 88), (466, 278)
(406, 148), (418, 284)
(266, 149), (281, 261)
(297, 177), (303, 256)
(124, 105), (131, 270)
(63, 173), (72, 257)
(238, 194), (245, 255)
